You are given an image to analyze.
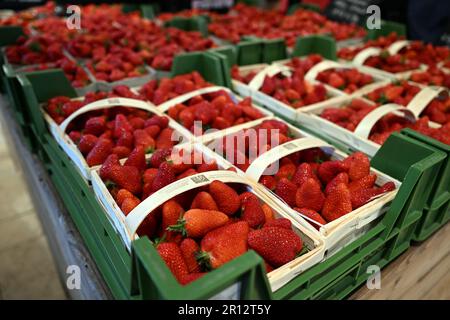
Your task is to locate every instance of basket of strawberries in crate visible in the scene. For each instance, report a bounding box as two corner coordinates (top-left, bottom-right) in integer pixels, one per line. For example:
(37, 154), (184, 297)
(201, 118), (400, 256)
(41, 85), (191, 180)
(91, 146), (324, 291)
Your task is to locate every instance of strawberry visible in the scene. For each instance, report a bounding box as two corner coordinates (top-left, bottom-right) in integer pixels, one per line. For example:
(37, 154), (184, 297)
(143, 168), (158, 184)
(295, 178), (325, 212)
(177, 168), (198, 179)
(145, 125), (161, 138)
(78, 134), (98, 155)
(275, 178), (297, 207)
(137, 212), (159, 238)
(248, 226), (302, 267)
(116, 189), (135, 206)
(322, 183), (353, 222)
(112, 146), (131, 158)
(275, 163), (296, 181)
(86, 138), (113, 167)
(162, 199), (184, 243)
(84, 116), (106, 136)
(263, 218), (292, 230)
(209, 181), (241, 216)
(179, 272), (206, 285)
(240, 193), (265, 228)
(149, 148), (172, 168)
(197, 221), (249, 269)
(325, 172), (349, 195)
(345, 152), (370, 181)
(121, 197), (141, 215)
(151, 162), (176, 192)
(190, 191), (218, 211)
(156, 242), (189, 283)
(133, 129), (155, 153)
(124, 146), (146, 172)
(69, 131), (81, 144)
(114, 114), (132, 138)
(196, 160), (218, 173)
(294, 208), (326, 229)
(116, 130), (134, 149)
(145, 115), (169, 129)
(351, 181), (395, 209)
(180, 238), (201, 273)
(99, 154), (120, 180)
(109, 165), (142, 195)
(292, 163), (319, 186)
(156, 127), (176, 149)
(261, 203), (275, 222)
(348, 174), (377, 193)
(168, 209), (229, 238)
(318, 160), (348, 184)
(260, 175), (277, 190)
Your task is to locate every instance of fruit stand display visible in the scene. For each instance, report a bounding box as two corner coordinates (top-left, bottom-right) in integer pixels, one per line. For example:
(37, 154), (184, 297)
(0, 1), (449, 300)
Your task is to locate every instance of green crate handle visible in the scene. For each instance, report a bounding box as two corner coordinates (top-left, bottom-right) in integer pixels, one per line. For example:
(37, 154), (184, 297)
(292, 35), (337, 61)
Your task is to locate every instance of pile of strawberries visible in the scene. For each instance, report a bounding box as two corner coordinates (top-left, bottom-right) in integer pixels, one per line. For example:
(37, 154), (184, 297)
(138, 71), (211, 105)
(316, 68), (374, 93)
(208, 4), (365, 46)
(157, 9), (211, 22)
(365, 81), (421, 106)
(6, 34), (64, 65)
(337, 33), (404, 61)
(166, 91), (265, 135)
(213, 119), (294, 171)
(124, 178), (306, 284)
(85, 47), (149, 82)
(0, 1), (56, 27)
(259, 149), (396, 225)
(409, 66), (450, 89)
(420, 91), (450, 125)
(364, 51), (421, 74)
(99, 147), (222, 214)
(320, 99), (450, 145)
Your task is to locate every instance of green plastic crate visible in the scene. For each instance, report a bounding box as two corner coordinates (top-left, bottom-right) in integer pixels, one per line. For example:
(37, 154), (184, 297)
(287, 3), (322, 14)
(400, 128), (450, 241)
(164, 16), (209, 36)
(292, 35), (337, 61)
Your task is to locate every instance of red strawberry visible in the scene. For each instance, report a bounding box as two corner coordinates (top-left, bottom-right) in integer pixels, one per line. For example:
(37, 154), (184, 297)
(116, 189), (135, 206)
(156, 127), (176, 149)
(348, 174), (377, 193)
(116, 130), (134, 149)
(109, 165), (142, 195)
(145, 125), (161, 138)
(294, 208), (326, 230)
(295, 178), (325, 212)
(248, 226), (302, 267)
(169, 209), (229, 238)
(124, 146), (146, 172)
(112, 146), (131, 158)
(260, 175), (277, 190)
(190, 191), (218, 211)
(86, 138), (113, 167)
(209, 181), (241, 216)
(325, 172), (349, 195)
(143, 168), (158, 184)
(292, 163), (320, 186)
(84, 116), (106, 136)
(263, 218), (292, 230)
(149, 148), (172, 168)
(322, 183), (353, 222)
(151, 162), (176, 192)
(78, 134), (98, 155)
(179, 272), (206, 285)
(196, 160), (218, 173)
(121, 197), (141, 215)
(69, 131), (81, 144)
(345, 152), (370, 181)
(240, 192), (265, 228)
(156, 242), (189, 283)
(134, 129), (155, 153)
(145, 115), (169, 129)
(99, 154), (120, 180)
(114, 114), (132, 138)
(177, 168), (198, 180)
(161, 199), (184, 243)
(275, 163), (296, 181)
(198, 221), (249, 269)
(261, 203), (275, 222)
(180, 238), (201, 273)
(275, 178), (297, 207)
(351, 181), (395, 209)
(318, 160), (348, 184)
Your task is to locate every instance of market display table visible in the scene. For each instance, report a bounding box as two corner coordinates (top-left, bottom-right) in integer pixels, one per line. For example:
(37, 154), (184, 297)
(1, 96), (448, 300)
